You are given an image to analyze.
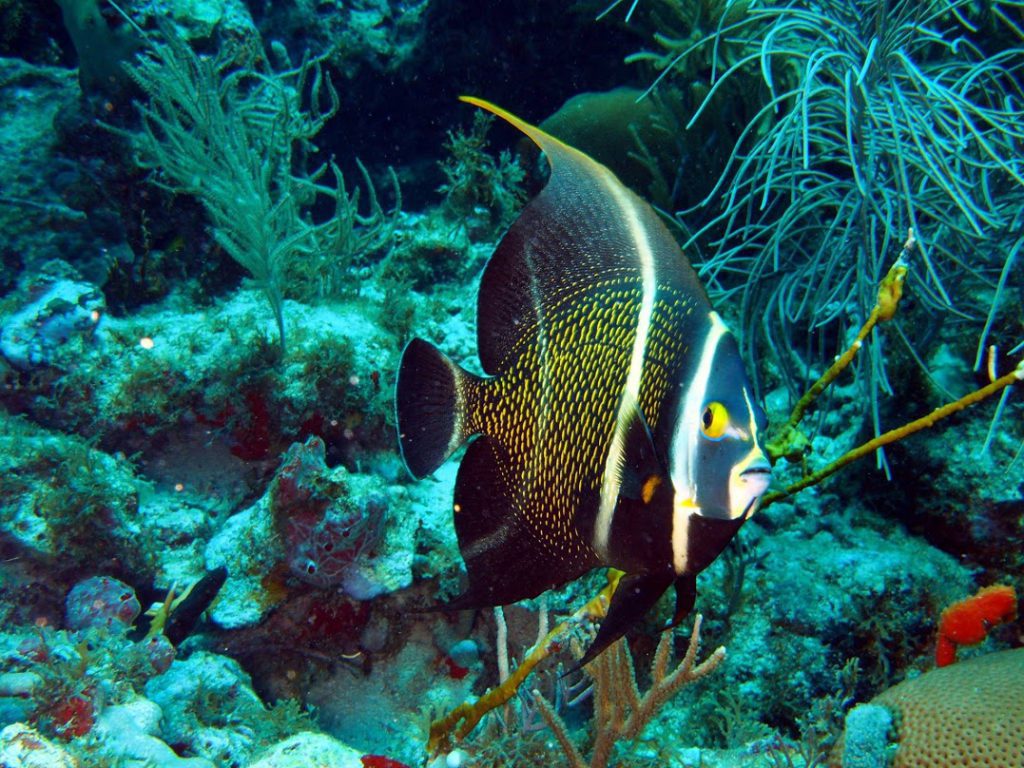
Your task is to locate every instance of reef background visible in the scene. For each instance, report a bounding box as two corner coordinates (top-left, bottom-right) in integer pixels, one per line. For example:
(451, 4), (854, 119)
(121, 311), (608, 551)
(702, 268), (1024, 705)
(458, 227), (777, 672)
(0, 2), (1021, 767)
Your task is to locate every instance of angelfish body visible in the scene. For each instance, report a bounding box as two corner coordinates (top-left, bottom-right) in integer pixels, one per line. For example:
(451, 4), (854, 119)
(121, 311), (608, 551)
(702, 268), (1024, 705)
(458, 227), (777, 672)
(397, 98), (771, 665)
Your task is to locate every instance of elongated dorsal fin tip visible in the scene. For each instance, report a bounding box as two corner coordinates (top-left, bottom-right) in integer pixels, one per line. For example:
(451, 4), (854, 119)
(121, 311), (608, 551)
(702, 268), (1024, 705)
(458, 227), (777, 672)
(458, 95), (590, 173)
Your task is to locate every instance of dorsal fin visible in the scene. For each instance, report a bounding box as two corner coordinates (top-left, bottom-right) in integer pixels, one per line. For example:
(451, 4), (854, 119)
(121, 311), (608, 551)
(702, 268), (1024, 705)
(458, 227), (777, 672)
(460, 96), (709, 376)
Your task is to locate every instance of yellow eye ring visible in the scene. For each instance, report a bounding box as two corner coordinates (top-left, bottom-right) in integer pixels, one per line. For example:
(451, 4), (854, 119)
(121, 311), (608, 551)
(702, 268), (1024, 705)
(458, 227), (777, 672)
(701, 401), (729, 440)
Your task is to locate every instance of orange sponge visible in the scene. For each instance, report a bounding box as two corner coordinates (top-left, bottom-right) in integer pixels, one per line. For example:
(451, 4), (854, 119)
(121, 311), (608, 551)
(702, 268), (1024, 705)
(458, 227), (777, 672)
(935, 584), (1017, 667)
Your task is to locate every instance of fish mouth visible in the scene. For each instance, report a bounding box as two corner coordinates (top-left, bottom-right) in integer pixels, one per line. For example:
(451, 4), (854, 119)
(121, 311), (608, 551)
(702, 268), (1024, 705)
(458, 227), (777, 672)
(726, 459), (772, 520)
(739, 462), (771, 498)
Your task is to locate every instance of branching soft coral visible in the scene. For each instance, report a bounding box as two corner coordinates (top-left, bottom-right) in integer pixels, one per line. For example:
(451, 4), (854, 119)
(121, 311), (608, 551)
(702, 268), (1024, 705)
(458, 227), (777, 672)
(533, 615), (725, 768)
(125, 24), (398, 354)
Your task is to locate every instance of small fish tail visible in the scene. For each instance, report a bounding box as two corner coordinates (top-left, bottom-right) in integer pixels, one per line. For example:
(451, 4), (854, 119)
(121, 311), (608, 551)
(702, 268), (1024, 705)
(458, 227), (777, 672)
(396, 338), (483, 478)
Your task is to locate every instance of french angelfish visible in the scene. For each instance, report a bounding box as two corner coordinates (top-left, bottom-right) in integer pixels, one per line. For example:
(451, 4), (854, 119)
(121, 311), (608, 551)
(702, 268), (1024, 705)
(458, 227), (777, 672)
(396, 97), (771, 666)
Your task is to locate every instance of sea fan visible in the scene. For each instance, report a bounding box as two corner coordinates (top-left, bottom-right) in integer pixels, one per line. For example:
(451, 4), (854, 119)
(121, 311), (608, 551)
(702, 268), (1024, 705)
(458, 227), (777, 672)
(642, 0), (1024, 455)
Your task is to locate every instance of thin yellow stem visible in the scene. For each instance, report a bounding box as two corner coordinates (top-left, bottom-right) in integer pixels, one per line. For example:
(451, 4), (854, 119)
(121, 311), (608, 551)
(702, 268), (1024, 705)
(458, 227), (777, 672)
(427, 570), (623, 754)
(768, 246), (910, 465)
(762, 362), (1022, 508)
(787, 256), (908, 431)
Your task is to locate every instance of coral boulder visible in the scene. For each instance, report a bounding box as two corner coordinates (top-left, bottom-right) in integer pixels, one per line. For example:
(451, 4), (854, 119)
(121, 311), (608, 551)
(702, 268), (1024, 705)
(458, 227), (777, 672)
(834, 649), (1024, 767)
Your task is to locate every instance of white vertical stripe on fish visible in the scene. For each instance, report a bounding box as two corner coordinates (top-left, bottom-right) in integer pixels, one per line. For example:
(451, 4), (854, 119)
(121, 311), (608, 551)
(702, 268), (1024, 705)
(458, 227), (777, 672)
(594, 177), (657, 557)
(671, 502), (695, 574)
(743, 387), (759, 445)
(671, 312), (727, 495)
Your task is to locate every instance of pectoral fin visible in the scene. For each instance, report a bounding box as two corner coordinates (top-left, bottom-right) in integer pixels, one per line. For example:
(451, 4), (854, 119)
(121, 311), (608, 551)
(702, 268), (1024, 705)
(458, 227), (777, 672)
(618, 395), (668, 502)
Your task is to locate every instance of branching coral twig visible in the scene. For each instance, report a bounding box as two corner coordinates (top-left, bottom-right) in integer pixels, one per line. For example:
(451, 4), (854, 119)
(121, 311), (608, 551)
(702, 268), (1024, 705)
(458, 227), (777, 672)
(533, 614), (725, 768)
(427, 572), (623, 754)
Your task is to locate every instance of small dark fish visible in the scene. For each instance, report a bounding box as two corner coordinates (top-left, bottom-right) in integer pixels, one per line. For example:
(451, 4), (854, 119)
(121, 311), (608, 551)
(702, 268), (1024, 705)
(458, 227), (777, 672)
(396, 98), (770, 666)
(164, 566), (228, 645)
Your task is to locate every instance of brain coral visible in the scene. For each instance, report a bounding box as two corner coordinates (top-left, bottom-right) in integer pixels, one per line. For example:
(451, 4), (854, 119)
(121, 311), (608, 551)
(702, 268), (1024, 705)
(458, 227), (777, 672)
(834, 648), (1023, 767)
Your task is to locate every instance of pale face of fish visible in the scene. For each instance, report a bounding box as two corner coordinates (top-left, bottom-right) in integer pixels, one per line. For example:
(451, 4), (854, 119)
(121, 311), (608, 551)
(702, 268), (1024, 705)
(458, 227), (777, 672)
(668, 313), (770, 575)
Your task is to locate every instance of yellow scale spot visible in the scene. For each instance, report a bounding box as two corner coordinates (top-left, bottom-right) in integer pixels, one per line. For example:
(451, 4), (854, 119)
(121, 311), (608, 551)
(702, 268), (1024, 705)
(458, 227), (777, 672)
(641, 475), (662, 504)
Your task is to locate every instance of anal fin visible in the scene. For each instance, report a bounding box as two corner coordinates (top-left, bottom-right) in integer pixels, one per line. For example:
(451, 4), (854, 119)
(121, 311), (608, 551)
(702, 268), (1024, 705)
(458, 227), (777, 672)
(618, 394), (667, 502)
(446, 438), (579, 609)
(668, 574), (697, 629)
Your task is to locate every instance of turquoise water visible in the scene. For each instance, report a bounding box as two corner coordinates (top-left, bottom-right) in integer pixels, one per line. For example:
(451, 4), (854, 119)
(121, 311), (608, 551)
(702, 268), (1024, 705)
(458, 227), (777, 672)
(0, 2), (1021, 767)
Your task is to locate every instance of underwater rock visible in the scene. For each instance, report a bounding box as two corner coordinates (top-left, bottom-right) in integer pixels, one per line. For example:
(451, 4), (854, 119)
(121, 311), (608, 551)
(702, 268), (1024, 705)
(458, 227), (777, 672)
(0, 265), (105, 370)
(164, 0), (230, 37)
(0, 419), (153, 573)
(140, 494), (214, 590)
(64, 576), (140, 633)
(4, 288), (398, 483)
(93, 697), (215, 768)
(0, 625), (202, 747)
(249, 0), (427, 80)
(0, 418), (216, 592)
(145, 652), (268, 767)
(274, 437), (412, 599)
(669, 505), (976, 737)
(876, 426), (1024, 573)
(445, 638), (480, 670)
(0, 671), (41, 699)
(0, 722), (78, 768)
(307, 631), (473, 766)
(118, 0), (257, 41)
(0, 672), (41, 727)
(248, 732), (363, 768)
(140, 634), (177, 676)
(203, 495), (281, 628)
(272, 437), (385, 588)
(206, 437), (415, 628)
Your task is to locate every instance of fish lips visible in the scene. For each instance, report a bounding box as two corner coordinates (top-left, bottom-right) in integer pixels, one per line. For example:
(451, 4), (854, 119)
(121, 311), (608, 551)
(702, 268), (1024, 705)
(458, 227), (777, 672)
(740, 461), (771, 496)
(734, 459), (772, 519)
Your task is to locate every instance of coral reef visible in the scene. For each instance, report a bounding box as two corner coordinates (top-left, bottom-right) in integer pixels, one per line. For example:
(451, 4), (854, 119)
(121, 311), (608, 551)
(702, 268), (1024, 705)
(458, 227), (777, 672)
(206, 434), (414, 627)
(0, 1), (1019, 767)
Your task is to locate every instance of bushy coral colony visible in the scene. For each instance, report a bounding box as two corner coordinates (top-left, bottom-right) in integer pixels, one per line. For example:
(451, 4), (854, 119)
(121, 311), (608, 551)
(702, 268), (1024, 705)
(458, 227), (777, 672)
(0, 1), (1022, 768)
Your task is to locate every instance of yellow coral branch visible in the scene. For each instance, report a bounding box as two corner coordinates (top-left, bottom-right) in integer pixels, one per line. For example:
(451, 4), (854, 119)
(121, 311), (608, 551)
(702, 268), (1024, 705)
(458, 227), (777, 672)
(768, 233), (913, 465)
(427, 571), (623, 755)
(762, 358), (1024, 508)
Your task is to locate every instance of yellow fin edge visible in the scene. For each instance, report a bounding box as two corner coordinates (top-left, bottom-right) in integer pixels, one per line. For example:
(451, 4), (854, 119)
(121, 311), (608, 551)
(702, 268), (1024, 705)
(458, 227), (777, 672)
(458, 95), (584, 171)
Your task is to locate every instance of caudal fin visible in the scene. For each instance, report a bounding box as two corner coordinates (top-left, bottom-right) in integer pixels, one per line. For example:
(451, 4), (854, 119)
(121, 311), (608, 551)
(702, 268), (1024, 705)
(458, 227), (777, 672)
(396, 338), (481, 478)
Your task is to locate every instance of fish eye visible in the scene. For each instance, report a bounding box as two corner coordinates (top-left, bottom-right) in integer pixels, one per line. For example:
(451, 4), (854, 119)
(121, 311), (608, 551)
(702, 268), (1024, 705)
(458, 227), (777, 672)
(700, 402), (729, 440)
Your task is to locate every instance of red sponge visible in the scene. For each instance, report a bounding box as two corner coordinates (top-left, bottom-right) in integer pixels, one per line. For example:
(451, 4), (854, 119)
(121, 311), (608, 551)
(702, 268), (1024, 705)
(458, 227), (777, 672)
(935, 584), (1017, 667)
